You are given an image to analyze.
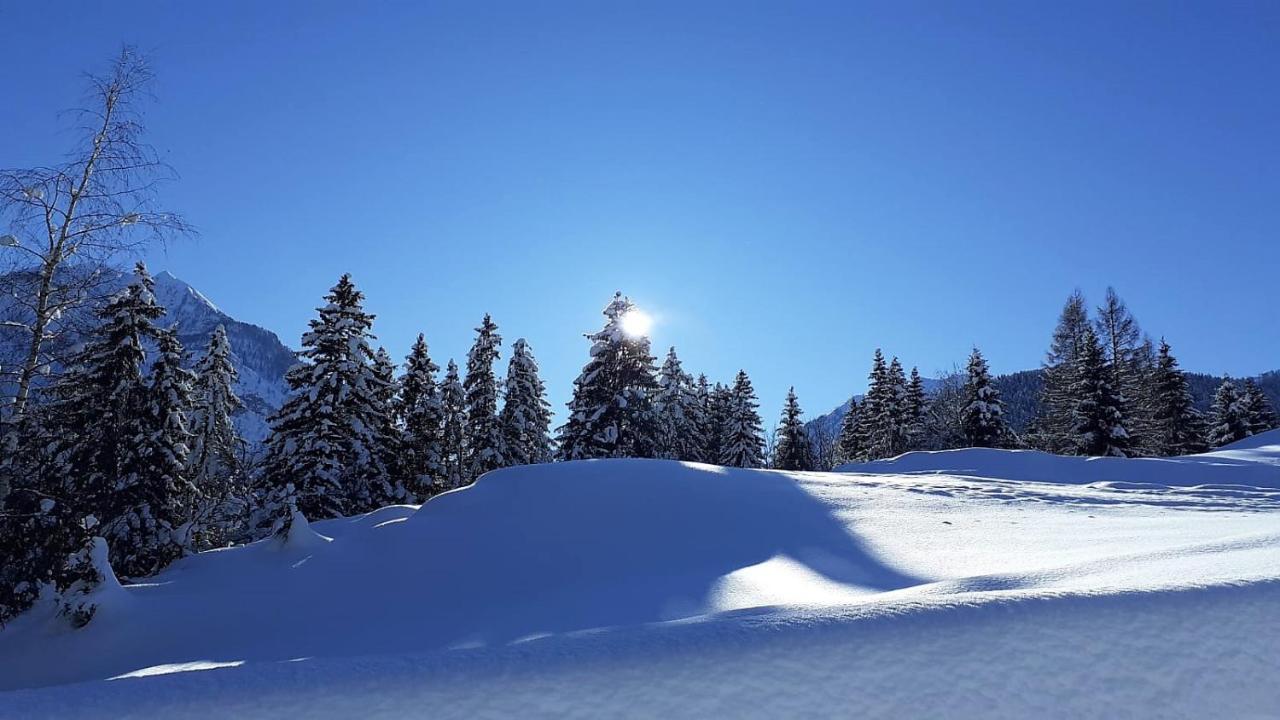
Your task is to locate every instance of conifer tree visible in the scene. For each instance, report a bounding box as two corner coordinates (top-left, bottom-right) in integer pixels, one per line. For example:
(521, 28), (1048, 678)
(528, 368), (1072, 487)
(905, 367), (926, 444)
(1070, 326), (1130, 457)
(654, 347), (705, 461)
(557, 293), (659, 460)
(464, 314), (504, 480)
(1240, 379), (1278, 437)
(720, 370), (765, 468)
(499, 339), (553, 467)
(772, 387), (813, 471)
(1037, 290), (1090, 452)
(112, 327), (198, 578)
(1149, 340), (1207, 456)
(960, 347), (1007, 448)
(835, 396), (864, 464)
(439, 360), (468, 490)
(371, 346), (401, 484)
(887, 357), (910, 455)
(188, 325), (244, 510)
(702, 378), (733, 464)
(1209, 379), (1249, 447)
(398, 334), (445, 499)
(261, 275), (393, 523)
(1094, 288), (1162, 454)
(857, 350), (897, 459)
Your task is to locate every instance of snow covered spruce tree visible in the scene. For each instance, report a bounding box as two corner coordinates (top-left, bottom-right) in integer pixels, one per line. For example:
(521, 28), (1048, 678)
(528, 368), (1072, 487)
(371, 346), (401, 478)
(464, 315), (505, 480)
(960, 347), (1008, 448)
(397, 334), (445, 499)
(834, 396), (864, 464)
(702, 380), (733, 463)
(905, 366), (927, 445)
(260, 275), (398, 528)
(1208, 379), (1249, 448)
(772, 387), (813, 471)
(1094, 289), (1156, 454)
(557, 293), (660, 460)
(720, 370), (765, 468)
(499, 338), (553, 467)
(1148, 340), (1207, 456)
(886, 357), (910, 454)
(1, 264), (194, 615)
(439, 360), (468, 491)
(187, 325), (246, 545)
(1240, 379), (1278, 437)
(654, 347), (705, 462)
(114, 326), (199, 577)
(1069, 326), (1130, 457)
(856, 349), (906, 460)
(1036, 290), (1090, 452)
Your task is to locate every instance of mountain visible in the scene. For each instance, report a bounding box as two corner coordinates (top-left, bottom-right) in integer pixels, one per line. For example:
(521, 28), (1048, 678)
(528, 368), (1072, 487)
(149, 271), (295, 443)
(0, 269), (294, 444)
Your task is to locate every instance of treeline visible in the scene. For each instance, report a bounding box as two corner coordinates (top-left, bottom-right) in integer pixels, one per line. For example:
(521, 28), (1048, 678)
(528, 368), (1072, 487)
(807, 288), (1278, 469)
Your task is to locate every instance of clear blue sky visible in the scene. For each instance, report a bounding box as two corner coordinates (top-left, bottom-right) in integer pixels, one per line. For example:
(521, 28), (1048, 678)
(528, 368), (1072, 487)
(3, 1), (1277, 423)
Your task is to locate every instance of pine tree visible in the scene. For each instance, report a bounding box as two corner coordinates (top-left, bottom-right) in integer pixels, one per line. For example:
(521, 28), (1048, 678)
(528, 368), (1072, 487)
(654, 347), (705, 461)
(398, 334), (445, 499)
(905, 367), (926, 445)
(696, 376), (727, 458)
(720, 370), (765, 468)
(111, 327), (198, 578)
(1037, 290), (1090, 452)
(1209, 379), (1249, 447)
(1093, 288), (1156, 454)
(1070, 326), (1130, 457)
(960, 347), (1007, 448)
(1240, 379), (1278, 437)
(188, 325), (244, 511)
(499, 339), (553, 467)
(558, 293), (659, 460)
(835, 396), (864, 464)
(857, 350), (899, 460)
(464, 314), (504, 480)
(886, 357), (909, 456)
(439, 360), (468, 491)
(371, 346), (401, 487)
(772, 387), (813, 471)
(1149, 340), (1207, 456)
(260, 275), (394, 523)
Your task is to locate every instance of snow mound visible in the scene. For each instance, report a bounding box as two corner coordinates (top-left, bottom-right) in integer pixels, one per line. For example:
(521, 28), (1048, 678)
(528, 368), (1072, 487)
(1, 457), (1278, 717)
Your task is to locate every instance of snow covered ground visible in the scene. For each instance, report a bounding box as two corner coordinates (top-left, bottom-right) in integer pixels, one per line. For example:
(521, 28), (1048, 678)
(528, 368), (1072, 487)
(2, 432), (1278, 718)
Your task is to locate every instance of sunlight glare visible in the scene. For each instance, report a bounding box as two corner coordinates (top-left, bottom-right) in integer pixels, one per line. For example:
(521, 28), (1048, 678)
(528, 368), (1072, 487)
(620, 309), (653, 338)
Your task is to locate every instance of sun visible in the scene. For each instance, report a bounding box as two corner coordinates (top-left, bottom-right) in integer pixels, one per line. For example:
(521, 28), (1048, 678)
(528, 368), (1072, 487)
(620, 309), (653, 338)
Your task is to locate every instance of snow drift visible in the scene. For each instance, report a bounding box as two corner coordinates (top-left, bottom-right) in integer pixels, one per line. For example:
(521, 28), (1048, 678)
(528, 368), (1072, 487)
(836, 428), (1280, 488)
(2, 444), (1279, 718)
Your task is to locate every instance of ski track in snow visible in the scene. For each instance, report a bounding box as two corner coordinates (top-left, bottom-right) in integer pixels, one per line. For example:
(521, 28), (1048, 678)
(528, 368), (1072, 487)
(1, 432), (1279, 718)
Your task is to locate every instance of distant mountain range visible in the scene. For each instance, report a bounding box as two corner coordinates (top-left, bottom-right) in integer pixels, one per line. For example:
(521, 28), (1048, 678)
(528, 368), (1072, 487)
(0, 270), (295, 443)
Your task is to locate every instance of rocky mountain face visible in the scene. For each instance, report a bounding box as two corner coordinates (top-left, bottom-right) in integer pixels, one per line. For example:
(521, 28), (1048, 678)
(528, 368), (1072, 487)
(0, 269), (294, 444)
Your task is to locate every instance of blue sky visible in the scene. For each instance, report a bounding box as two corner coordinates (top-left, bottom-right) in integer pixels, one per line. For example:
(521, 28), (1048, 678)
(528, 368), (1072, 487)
(2, 1), (1278, 423)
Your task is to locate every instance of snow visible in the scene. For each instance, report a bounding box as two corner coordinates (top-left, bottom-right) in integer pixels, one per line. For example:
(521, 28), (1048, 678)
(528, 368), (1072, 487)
(2, 439), (1279, 718)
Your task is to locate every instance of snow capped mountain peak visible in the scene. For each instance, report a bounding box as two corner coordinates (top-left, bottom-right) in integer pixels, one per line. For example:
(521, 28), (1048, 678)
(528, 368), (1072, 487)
(0, 268), (294, 444)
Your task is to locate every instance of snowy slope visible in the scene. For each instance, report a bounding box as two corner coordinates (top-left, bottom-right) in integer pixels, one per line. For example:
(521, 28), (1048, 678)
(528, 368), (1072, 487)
(1, 448), (1279, 718)
(835, 428), (1280, 489)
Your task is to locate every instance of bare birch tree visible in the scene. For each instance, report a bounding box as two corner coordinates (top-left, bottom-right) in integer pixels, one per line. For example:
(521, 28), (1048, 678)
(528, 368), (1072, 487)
(0, 46), (192, 418)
